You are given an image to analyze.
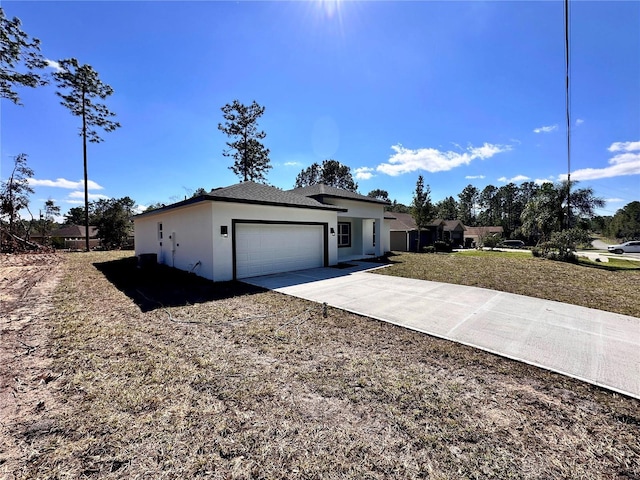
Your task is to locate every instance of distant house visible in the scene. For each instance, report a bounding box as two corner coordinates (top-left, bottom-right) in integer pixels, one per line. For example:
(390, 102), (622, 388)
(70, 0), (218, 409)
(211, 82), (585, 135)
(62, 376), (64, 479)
(388, 212), (465, 251)
(48, 225), (101, 250)
(463, 225), (504, 248)
(134, 182), (391, 281)
(441, 220), (466, 246)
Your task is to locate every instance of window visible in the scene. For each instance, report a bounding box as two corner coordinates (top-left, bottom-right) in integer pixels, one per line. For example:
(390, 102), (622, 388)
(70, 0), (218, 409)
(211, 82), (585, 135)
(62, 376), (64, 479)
(337, 222), (351, 247)
(158, 222), (163, 240)
(373, 221), (376, 247)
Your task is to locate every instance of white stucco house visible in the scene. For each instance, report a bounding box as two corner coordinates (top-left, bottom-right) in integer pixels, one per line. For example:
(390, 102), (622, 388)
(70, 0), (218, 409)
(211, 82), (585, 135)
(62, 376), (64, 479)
(134, 182), (391, 281)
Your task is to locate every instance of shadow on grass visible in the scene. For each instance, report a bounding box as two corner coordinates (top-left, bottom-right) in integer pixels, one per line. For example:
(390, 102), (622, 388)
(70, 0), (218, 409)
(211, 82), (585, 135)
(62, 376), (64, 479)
(93, 256), (267, 312)
(577, 258), (640, 272)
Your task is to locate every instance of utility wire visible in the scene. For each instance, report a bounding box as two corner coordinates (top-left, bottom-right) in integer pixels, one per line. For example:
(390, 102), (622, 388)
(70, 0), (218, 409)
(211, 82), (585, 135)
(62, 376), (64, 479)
(564, 0), (572, 229)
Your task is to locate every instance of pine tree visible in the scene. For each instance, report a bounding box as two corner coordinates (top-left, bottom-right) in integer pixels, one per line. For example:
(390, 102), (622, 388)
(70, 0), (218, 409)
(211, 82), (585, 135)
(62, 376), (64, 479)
(53, 58), (120, 251)
(218, 100), (271, 183)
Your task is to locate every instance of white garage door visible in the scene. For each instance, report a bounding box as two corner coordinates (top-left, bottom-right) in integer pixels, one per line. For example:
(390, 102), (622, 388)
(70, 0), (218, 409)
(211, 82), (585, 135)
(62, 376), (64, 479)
(235, 223), (324, 279)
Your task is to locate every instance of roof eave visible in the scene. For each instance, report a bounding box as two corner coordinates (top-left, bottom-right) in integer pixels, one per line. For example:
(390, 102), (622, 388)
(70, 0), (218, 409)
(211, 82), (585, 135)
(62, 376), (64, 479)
(311, 193), (391, 206)
(133, 195), (347, 219)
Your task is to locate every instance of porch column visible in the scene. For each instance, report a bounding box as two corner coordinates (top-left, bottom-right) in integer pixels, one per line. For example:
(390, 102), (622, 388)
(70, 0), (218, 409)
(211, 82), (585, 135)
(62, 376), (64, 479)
(375, 216), (383, 256)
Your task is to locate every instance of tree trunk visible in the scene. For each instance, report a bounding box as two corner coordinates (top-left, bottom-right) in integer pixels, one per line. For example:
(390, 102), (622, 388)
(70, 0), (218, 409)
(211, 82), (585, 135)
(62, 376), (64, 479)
(82, 85), (90, 252)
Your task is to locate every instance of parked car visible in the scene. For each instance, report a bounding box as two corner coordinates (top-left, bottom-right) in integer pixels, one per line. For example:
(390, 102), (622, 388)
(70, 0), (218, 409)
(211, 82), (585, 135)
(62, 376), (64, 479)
(607, 241), (640, 254)
(499, 240), (525, 248)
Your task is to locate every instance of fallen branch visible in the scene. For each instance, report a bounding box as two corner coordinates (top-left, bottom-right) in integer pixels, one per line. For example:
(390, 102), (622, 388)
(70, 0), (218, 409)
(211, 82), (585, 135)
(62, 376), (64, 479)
(1, 227), (51, 253)
(18, 340), (38, 354)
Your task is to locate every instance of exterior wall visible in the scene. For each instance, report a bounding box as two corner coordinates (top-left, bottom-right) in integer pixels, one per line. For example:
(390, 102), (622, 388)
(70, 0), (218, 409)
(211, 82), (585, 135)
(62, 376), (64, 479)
(381, 219), (391, 253)
(390, 231), (409, 251)
(324, 198), (387, 257)
(211, 203), (337, 281)
(134, 202), (215, 280)
(336, 216), (364, 258)
(136, 197), (396, 281)
(65, 238), (101, 250)
(362, 219), (375, 255)
(445, 226), (465, 245)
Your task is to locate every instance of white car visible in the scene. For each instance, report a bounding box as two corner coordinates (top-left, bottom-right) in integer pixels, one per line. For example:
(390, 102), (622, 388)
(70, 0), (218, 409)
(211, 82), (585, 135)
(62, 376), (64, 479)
(607, 241), (640, 254)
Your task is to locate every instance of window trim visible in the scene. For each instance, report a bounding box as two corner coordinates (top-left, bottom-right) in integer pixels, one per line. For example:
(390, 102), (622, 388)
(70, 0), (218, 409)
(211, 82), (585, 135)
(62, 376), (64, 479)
(337, 222), (351, 248)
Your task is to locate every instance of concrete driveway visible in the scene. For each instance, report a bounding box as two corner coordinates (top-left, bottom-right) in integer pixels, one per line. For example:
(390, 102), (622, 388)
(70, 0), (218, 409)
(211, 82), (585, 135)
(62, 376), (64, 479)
(243, 262), (640, 400)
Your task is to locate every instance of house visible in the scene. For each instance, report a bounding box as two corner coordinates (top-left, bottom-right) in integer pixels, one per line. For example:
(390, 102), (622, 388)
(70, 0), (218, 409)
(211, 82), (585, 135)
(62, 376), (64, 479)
(134, 182), (390, 281)
(33, 225), (101, 249)
(388, 212), (466, 251)
(463, 225), (504, 248)
(441, 220), (466, 246)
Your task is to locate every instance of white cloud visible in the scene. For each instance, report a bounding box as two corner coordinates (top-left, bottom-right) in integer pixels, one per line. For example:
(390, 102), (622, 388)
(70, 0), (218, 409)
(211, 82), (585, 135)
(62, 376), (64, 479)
(283, 161), (302, 167)
(575, 119), (584, 126)
(498, 175), (530, 183)
(605, 198), (624, 203)
(133, 205), (147, 214)
(376, 143), (510, 176)
(68, 190), (110, 202)
(608, 141), (640, 152)
(533, 124), (558, 134)
(28, 178), (104, 190)
(45, 59), (64, 72)
(354, 167), (375, 180)
(561, 140), (640, 181)
(534, 178), (554, 185)
(465, 175), (485, 179)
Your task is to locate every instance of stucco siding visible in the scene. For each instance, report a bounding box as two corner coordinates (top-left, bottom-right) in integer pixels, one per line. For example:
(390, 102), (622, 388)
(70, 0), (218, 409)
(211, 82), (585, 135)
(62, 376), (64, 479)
(134, 195), (386, 282)
(381, 219), (391, 253)
(134, 202), (215, 280)
(210, 202), (337, 281)
(328, 198), (386, 257)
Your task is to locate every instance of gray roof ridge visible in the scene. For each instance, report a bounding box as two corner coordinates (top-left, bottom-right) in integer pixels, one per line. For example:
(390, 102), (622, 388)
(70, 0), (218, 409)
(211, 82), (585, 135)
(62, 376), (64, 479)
(288, 183), (390, 205)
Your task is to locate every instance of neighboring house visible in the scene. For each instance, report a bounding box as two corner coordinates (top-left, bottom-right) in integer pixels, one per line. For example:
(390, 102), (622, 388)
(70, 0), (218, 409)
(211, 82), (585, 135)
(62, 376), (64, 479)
(134, 182), (390, 281)
(388, 212), (466, 251)
(463, 225), (504, 248)
(441, 220), (466, 245)
(36, 225), (101, 249)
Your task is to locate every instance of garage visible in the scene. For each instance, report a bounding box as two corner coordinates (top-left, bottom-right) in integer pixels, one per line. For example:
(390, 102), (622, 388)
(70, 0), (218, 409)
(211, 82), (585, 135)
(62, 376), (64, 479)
(234, 222), (326, 279)
(390, 231), (409, 251)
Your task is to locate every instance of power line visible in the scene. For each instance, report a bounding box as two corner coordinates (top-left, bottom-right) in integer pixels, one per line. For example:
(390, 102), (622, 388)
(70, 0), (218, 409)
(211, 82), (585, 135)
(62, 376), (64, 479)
(564, 0), (572, 229)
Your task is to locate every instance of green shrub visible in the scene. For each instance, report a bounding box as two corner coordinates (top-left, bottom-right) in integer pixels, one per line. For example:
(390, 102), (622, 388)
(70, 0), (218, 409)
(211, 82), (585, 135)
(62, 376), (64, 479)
(481, 235), (500, 250)
(51, 237), (66, 249)
(423, 245), (436, 254)
(531, 229), (588, 263)
(434, 241), (452, 252)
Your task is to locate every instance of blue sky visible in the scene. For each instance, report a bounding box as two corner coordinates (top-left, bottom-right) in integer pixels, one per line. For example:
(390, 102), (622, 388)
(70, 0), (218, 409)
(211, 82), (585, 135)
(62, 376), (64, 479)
(2, 1), (639, 220)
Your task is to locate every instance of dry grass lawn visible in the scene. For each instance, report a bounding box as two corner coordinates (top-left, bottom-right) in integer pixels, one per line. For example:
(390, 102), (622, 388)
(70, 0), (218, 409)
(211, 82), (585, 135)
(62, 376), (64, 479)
(376, 251), (640, 318)
(3, 251), (639, 479)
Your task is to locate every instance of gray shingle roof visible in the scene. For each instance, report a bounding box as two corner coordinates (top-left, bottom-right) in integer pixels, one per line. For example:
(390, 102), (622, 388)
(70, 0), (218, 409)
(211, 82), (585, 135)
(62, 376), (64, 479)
(134, 181), (346, 218)
(51, 225), (99, 238)
(289, 184), (390, 205)
(388, 213), (466, 232)
(207, 182), (339, 209)
(388, 212), (418, 231)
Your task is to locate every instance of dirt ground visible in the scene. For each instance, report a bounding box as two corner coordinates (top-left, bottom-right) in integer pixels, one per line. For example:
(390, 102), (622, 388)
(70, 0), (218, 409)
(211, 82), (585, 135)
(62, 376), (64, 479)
(1, 252), (639, 479)
(0, 253), (63, 478)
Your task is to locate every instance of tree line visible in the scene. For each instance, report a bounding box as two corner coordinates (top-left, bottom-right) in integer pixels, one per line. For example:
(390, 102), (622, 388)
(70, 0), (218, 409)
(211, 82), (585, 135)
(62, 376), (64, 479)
(3, 7), (636, 256)
(1, 7), (120, 251)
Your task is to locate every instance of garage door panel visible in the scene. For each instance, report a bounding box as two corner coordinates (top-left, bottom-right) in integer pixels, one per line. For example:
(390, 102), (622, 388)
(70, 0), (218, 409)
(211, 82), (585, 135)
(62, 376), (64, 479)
(235, 224), (324, 279)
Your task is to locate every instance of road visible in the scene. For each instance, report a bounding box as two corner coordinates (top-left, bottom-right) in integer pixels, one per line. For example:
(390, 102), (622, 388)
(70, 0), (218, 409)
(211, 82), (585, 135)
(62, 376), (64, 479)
(585, 239), (640, 261)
